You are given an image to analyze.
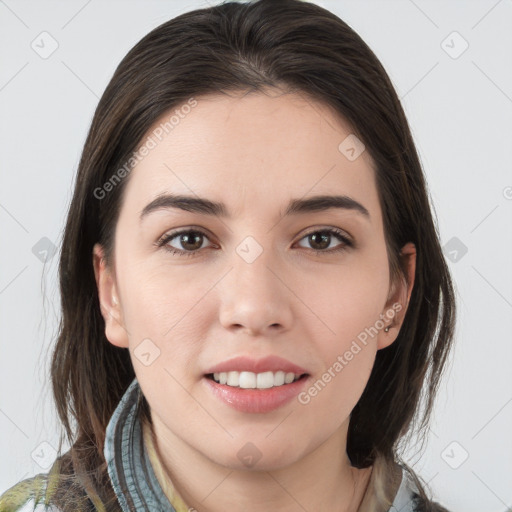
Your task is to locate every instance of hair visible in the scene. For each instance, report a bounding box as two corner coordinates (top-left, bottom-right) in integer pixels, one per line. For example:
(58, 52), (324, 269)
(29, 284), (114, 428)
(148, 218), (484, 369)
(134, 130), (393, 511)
(48, 0), (456, 510)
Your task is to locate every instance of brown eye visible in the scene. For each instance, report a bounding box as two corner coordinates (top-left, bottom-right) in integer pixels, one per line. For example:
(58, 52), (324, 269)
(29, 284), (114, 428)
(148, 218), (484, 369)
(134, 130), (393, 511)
(306, 231), (331, 250)
(296, 228), (352, 253)
(157, 229), (213, 257)
(173, 231), (205, 251)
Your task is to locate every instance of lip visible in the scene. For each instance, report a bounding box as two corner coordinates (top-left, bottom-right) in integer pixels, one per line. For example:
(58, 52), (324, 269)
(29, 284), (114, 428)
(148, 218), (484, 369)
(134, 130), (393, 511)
(204, 355), (308, 375)
(203, 374), (310, 413)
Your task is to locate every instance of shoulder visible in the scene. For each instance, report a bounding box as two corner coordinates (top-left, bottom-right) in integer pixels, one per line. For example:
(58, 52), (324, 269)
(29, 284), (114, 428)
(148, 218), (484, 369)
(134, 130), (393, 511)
(410, 492), (452, 512)
(395, 464), (451, 512)
(0, 471), (61, 512)
(0, 453), (100, 512)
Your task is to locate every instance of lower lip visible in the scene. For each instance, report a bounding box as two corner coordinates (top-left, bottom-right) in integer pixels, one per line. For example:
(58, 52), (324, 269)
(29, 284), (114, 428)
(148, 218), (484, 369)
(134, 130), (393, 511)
(203, 375), (310, 413)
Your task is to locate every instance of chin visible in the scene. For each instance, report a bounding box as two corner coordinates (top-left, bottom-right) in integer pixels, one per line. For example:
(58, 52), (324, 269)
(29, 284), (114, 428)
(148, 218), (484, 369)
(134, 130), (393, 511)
(204, 438), (303, 472)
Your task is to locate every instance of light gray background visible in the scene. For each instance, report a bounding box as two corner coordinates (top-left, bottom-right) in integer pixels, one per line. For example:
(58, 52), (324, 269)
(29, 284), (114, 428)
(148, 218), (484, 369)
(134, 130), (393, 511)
(1, 1), (511, 511)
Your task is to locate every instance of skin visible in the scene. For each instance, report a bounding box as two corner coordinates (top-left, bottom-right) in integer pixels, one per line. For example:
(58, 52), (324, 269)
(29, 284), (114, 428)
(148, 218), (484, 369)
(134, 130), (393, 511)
(93, 89), (416, 512)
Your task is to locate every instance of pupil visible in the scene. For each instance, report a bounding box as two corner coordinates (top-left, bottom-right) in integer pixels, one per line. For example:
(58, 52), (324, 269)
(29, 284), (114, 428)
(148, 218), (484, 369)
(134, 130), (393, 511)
(310, 231), (329, 250)
(181, 232), (202, 251)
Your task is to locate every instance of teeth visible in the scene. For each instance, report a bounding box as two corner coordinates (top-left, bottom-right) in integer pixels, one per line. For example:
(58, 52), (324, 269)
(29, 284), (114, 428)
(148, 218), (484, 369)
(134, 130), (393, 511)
(212, 371), (303, 389)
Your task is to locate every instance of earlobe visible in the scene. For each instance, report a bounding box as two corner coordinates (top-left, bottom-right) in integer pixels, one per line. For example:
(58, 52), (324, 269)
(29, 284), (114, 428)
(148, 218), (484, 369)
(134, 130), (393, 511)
(92, 243), (129, 348)
(377, 242), (416, 350)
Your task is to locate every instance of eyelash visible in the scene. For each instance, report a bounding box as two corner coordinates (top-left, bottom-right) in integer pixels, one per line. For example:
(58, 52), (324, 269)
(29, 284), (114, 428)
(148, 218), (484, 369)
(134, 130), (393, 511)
(156, 227), (354, 259)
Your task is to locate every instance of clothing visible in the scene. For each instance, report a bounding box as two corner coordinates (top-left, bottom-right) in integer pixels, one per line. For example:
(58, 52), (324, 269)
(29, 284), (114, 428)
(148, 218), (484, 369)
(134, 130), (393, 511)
(0, 377), (426, 511)
(141, 422), (189, 512)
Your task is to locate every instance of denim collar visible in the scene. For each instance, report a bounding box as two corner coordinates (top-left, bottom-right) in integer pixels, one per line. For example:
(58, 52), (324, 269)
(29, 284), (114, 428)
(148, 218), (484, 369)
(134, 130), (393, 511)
(104, 377), (417, 512)
(104, 377), (175, 512)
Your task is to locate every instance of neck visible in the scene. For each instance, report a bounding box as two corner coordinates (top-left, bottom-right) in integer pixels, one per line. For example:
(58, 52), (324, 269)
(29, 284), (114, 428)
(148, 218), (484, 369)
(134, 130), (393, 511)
(148, 415), (373, 512)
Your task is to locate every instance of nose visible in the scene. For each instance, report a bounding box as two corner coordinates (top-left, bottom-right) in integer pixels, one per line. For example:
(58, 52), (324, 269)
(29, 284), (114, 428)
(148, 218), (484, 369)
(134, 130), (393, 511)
(218, 245), (293, 336)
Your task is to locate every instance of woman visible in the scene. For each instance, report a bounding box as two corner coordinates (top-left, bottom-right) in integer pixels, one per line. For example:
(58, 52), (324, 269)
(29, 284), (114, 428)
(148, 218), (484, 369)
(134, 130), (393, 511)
(0, 0), (455, 510)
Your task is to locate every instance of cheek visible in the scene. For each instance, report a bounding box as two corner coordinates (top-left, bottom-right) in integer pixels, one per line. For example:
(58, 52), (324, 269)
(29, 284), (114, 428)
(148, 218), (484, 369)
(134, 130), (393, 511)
(300, 338), (377, 426)
(116, 264), (213, 373)
(303, 261), (389, 343)
(299, 262), (386, 406)
(119, 261), (207, 331)
(294, 345), (376, 447)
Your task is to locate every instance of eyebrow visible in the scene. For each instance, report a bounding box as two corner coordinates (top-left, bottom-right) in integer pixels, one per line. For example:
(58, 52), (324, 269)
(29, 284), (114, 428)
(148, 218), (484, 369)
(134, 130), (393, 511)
(139, 193), (370, 222)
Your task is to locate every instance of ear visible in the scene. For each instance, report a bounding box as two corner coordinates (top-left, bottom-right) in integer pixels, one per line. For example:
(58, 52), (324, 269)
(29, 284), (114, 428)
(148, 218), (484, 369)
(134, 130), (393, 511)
(92, 243), (129, 348)
(377, 242), (416, 350)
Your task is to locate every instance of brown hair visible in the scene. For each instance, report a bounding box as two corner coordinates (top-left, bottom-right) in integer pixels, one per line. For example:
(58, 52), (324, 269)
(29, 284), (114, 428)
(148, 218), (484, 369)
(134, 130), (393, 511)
(50, 0), (456, 509)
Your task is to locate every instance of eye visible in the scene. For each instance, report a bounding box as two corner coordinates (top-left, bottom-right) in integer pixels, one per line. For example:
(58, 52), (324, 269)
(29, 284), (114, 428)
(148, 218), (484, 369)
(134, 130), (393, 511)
(295, 228), (353, 254)
(156, 226), (353, 258)
(156, 228), (214, 258)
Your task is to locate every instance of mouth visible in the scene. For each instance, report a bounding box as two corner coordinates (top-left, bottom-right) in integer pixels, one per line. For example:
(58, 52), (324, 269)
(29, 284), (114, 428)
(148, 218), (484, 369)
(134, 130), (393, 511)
(204, 371), (310, 389)
(203, 371), (311, 413)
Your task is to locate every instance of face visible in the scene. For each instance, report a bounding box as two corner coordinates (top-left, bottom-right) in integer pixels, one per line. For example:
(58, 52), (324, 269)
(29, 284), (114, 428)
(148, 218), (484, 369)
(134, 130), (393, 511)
(93, 89), (415, 471)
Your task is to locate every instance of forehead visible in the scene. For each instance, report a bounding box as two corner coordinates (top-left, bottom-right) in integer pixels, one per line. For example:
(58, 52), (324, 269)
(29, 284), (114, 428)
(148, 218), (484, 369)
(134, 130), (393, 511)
(121, 90), (379, 219)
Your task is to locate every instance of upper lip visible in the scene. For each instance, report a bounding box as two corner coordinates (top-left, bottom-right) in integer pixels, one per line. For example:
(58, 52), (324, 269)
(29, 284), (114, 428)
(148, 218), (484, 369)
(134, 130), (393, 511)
(205, 355), (308, 375)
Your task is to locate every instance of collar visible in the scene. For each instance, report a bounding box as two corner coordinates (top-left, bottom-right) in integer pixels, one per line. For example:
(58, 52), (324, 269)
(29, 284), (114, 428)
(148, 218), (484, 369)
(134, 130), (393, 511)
(142, 418), (191, 511)
(104, 377), (175, 512)
(392, 467), (419, 511)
